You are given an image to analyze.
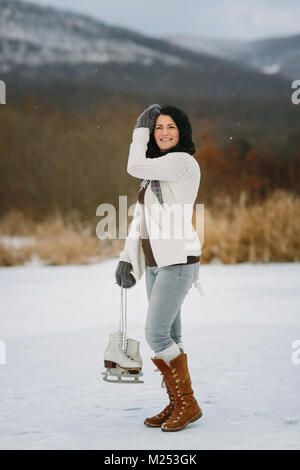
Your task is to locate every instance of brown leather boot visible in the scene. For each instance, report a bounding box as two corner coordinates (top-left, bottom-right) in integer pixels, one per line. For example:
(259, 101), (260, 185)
(144, 357), (176, 427)
(160, 352), (202, 432)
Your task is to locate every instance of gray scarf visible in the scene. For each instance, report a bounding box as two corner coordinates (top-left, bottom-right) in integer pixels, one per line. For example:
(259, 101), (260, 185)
(140, 179), (163, 205)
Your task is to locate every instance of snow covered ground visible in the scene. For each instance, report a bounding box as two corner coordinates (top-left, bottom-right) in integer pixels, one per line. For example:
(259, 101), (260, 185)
(0, 260), (299, 450)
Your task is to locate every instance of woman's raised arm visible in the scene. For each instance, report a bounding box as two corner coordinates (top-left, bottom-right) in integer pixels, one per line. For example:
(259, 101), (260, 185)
(127, 127), (193, 181)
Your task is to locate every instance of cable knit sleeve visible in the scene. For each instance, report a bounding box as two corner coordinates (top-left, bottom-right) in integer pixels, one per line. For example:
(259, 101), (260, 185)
(127, 127), (193, 181)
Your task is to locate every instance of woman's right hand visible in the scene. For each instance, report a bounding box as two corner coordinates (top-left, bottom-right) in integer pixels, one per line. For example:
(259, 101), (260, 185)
(115, 261), (136, 288)
(135, 104), (161, 132)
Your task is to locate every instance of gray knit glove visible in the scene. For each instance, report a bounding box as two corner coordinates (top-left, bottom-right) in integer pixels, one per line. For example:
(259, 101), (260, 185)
(135, 104), (161, 132)
(115, 261), (136, 288)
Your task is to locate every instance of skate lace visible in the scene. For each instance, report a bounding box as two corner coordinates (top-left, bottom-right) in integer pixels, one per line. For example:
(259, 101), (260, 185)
(118, 337), (137, 362)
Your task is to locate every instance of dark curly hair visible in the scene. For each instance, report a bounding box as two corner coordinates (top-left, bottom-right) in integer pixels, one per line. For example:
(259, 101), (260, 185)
(145, 105), (196, 159)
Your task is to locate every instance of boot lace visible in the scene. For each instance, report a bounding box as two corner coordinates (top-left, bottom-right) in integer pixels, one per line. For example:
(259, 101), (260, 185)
(165, 368), (187, 423)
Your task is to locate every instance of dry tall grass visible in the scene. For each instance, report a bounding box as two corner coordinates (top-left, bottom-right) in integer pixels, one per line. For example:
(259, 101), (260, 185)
(0, 189), (299, 266)
(0, 209), (123, 266)
(201, 189), (300, 263)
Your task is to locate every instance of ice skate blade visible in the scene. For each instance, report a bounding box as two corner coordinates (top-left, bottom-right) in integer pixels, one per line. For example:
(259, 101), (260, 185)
(102, 371), (144, 384)
(103, 365), (142, 376)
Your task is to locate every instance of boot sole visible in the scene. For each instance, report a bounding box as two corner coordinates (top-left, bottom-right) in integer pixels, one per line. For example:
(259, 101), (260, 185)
(161, 409), (202, 432)
(144, 411), (174, 427)
(144, 419), (163, 428)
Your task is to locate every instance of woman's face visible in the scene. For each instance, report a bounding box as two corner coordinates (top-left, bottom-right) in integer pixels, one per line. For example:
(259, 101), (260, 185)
(154, 114), (179, 152)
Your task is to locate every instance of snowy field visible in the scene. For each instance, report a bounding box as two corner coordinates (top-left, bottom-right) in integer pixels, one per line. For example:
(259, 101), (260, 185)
(0, 260), (299, 450)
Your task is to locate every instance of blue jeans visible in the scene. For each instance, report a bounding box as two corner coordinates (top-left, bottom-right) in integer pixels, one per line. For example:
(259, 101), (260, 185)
(145, 262), (200, 354)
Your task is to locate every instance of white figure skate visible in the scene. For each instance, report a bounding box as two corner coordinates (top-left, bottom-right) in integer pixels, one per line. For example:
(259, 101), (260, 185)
(102, 285), (144, 384)
(102, 332), (143, 383)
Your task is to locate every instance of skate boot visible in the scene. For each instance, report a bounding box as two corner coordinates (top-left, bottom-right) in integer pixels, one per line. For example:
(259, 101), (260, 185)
(126, 338), (143, 368)
(102, 332), (144, 384)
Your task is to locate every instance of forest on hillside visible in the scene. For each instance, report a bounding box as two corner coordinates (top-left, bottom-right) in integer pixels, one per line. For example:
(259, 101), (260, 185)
(0, 88), (299, 265)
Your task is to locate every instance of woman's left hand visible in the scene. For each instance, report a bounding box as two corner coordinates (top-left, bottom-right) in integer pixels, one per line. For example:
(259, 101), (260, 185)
(135, 104), (161, 132)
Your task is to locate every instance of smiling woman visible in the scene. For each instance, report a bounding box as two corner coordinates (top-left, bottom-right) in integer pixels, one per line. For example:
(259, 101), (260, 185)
(145, 105), (196, 159)
(154, 115), (180, 151)
(114, 103), (203, 432)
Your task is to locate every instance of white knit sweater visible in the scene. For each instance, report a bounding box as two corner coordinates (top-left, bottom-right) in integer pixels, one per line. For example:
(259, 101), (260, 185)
(119, 127), (204, 295)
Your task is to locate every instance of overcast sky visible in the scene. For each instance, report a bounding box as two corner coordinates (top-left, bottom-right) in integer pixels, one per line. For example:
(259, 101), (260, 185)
(23, 0), (300, 40)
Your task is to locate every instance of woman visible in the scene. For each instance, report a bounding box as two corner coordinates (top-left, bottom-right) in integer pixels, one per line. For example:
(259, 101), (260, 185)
(115, 104), (203, 432)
